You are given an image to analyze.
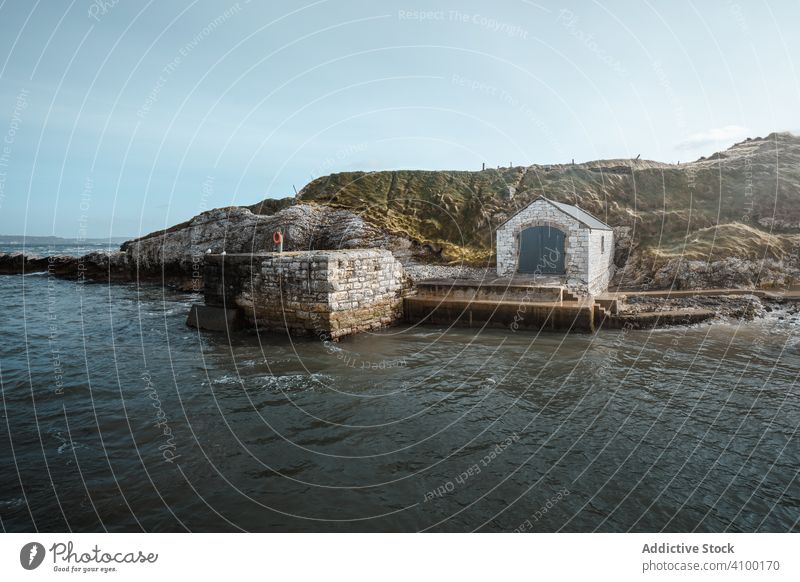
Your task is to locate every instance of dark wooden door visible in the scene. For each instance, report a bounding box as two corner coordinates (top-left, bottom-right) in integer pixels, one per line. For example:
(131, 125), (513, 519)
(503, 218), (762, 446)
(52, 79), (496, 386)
(518, 226), (566, 274)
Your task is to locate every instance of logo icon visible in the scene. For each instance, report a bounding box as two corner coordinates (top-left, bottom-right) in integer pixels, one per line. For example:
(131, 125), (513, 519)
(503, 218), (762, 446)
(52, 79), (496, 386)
(20, 542), (46, 570)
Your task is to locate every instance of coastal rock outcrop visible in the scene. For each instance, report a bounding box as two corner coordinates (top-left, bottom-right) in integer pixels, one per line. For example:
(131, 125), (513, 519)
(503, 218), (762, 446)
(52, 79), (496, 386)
(624, 293), (767, 320)
(120, 203), (413, 287)
(614, 253), (800, 291)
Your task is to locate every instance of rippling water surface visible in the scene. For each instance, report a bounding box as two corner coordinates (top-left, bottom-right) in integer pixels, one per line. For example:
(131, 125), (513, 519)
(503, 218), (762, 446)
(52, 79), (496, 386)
(1, 275), (798, 532)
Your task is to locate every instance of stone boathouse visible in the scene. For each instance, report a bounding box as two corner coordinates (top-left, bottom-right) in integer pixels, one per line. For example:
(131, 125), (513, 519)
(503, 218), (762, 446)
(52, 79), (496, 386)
(496, 197), (614, 296)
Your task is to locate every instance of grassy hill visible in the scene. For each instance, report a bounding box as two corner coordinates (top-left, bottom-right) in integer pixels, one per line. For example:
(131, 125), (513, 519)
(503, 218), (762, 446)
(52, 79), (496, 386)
(295, 132), (800, 269)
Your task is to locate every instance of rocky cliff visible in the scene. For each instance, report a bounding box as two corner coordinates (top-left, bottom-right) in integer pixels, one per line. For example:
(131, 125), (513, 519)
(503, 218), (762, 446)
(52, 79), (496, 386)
(295, 132), (800, 289)
(3, 132), (799, 291)
(119, 204), (412, 285)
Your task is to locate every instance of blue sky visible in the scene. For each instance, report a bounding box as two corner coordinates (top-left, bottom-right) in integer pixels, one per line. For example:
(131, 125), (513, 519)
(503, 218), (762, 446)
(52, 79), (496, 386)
(0, 0), (797, 238)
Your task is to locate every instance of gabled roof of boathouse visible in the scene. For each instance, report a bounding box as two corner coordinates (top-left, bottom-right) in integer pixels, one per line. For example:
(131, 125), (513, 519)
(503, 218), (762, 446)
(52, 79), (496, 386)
(498, 196), (613, 231)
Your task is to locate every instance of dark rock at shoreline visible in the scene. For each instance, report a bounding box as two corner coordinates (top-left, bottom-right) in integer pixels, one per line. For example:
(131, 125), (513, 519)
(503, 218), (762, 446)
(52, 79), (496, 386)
(0, 250), (206, 289)
(0, 251), (132, 280)
(623, 293), (767, 320)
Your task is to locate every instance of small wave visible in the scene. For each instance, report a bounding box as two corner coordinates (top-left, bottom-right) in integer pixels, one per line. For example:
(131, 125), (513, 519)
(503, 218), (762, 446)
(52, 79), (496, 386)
(213, 374), (245, 386)
(262, 373), (333, 392)
(0, 497), (25, 509)
(764, 310), (800, 325)
(411, 330), (446, 338)
(786, 339), (800, 354)
(50, 430), (86, 455)
(142, 308), (182, 316)
(57, 441), (84, 454)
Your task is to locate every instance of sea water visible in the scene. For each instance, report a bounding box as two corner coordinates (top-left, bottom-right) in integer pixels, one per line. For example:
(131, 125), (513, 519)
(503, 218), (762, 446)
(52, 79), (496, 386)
(0, 274), (798, 532)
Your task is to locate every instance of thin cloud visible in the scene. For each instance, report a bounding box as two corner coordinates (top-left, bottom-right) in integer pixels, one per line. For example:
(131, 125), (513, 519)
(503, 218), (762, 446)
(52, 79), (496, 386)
(676, 125), (750, 150)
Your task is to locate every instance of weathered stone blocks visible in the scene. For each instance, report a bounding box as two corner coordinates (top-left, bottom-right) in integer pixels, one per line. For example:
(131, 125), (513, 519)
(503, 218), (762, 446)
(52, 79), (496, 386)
(202, 249), (406, 340)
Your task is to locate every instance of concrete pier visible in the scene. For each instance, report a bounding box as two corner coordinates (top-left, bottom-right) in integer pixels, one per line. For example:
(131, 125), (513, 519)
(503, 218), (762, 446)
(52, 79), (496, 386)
(404, 278), (595, 332)
(405, 295), (597, 332)
(403, 279), (720, 332)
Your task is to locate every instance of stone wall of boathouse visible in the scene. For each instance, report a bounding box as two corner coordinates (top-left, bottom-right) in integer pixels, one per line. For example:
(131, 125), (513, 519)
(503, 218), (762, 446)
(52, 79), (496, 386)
(203, 249), (406, 340)
(586, 228), (614, 296)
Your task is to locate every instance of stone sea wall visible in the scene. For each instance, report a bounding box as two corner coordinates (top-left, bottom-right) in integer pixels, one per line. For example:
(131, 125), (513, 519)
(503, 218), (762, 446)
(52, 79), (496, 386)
(204, 249), (407, 340)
